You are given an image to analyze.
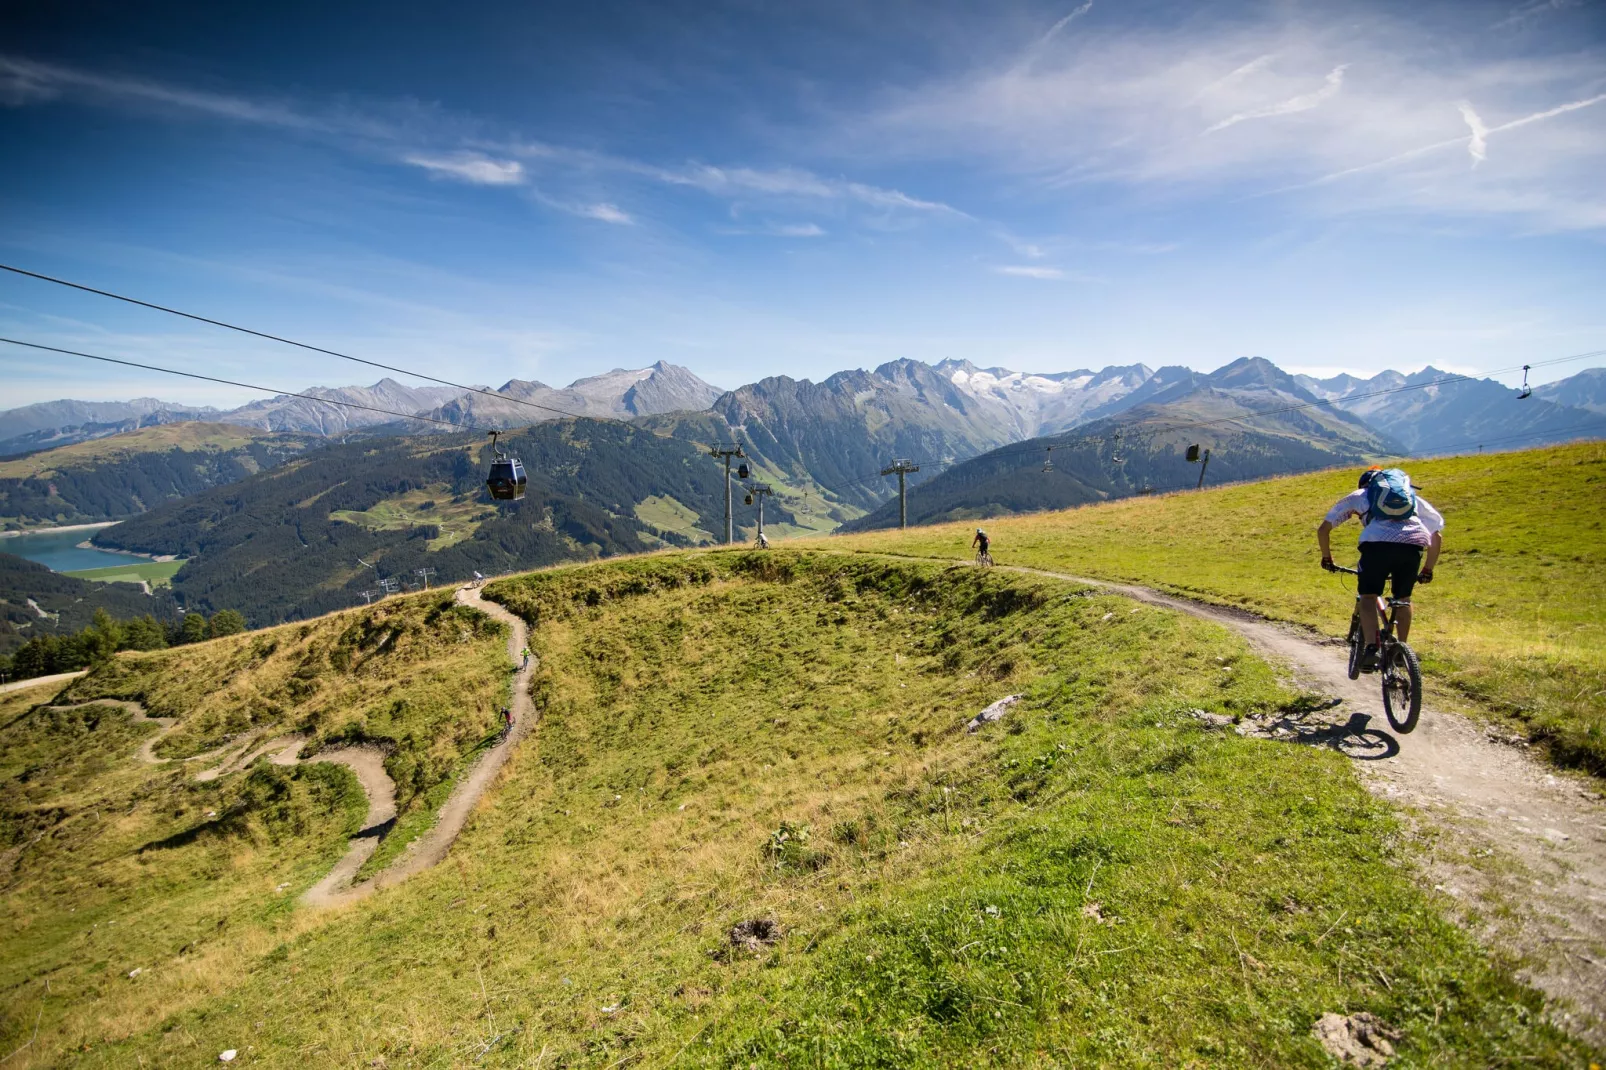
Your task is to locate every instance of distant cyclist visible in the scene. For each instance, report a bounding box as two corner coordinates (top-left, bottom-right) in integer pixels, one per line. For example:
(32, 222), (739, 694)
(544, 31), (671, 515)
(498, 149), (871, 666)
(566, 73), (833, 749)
(972, 528), (991, 563)
(1317, 466), (1443, 670)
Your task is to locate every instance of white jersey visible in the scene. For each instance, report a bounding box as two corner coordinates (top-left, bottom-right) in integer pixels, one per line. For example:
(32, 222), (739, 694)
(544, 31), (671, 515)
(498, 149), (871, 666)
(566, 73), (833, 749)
(1325, 488), (1444, 547)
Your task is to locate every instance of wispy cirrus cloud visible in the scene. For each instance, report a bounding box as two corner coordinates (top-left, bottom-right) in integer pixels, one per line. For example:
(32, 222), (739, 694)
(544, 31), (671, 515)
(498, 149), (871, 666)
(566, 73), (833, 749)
(1201, 64), (1348, 134)
(404, 152), (526, 186)
(1037, 2), (1094, 47)
(1292, 92), (1606, 188)
(0, 53), (960, 229)
(847, 4), (1606, 231)
(993, 264), (1069, 280)
(0, 54), (387, 136)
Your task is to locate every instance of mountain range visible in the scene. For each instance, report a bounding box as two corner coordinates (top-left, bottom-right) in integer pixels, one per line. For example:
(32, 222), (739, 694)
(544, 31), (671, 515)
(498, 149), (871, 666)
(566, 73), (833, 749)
(0, 363), (722, 456)
(1, 352), (1601, 637)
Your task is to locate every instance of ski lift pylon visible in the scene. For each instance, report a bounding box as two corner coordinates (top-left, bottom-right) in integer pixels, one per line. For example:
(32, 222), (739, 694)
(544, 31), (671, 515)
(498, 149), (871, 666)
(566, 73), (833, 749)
(1517, 364), (1532, 400)
(484, 430), (527, 501)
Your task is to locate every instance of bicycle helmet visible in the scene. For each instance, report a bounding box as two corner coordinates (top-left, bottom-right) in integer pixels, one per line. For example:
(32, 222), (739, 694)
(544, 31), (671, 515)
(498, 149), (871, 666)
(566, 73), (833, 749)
(1357, 465), (1384, 489)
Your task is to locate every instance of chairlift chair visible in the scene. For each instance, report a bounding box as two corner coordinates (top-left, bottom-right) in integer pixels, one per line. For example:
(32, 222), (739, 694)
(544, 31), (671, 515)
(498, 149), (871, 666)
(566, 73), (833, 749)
(1111, 431), (1123, 463)
(1042, 446), (1054, 473)
(1517, 364), (1532, 400)
(484, 430), (527, 501)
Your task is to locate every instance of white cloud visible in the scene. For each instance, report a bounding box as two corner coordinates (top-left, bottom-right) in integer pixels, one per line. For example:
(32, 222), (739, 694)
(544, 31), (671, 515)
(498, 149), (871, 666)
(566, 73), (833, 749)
(404, 153), (526, 186)
(772, 222), (825, 237)
(848, 8), (1606, 231)
(0, 54), (367, 134)
(993, 264), (1068, 280)
(578, 202), (634, 225)
(1202, 64), (1348, 135)
(0, 53), (961, 229)
(1458, 102), (1489, 166)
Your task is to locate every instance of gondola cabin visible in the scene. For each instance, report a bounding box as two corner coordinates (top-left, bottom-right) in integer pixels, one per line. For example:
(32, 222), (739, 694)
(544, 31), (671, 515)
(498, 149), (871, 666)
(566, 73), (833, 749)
(485, 431), (528, 501)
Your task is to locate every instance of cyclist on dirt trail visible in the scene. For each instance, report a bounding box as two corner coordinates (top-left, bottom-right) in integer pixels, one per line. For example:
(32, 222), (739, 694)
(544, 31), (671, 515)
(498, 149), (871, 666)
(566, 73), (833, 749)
(972, 528), (990, 558)
(1317, 466), (1443, 671)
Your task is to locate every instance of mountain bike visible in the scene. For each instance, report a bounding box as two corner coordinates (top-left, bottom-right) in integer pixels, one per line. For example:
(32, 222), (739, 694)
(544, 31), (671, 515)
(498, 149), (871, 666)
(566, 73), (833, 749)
(1331, 564), (1422, 733)
(975, 549), (993, 567)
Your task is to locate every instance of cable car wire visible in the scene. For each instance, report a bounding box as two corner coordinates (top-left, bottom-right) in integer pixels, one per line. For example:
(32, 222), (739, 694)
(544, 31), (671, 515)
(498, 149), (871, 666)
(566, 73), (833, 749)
(5, 261), (1600, 509)
(0, 262), (716, 448)
(0, 337), (500, 434)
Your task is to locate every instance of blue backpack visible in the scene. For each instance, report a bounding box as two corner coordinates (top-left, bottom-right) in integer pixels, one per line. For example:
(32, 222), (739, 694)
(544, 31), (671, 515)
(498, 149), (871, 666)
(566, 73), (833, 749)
(1365, 468), (1417, 524)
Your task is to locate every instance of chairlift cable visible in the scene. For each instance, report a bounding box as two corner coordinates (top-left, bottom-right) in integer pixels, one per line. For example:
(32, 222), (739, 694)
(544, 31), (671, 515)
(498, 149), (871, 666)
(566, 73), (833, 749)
(0, 261), (715, 451)
(0, 337), (498, 433)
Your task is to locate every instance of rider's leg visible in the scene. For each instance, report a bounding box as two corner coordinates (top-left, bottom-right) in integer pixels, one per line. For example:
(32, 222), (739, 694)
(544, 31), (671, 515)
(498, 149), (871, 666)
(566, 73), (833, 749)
(1358, 596), (1380, 644)
(1388, 546), (1422, 642)
(1355, 543), (1388, 646)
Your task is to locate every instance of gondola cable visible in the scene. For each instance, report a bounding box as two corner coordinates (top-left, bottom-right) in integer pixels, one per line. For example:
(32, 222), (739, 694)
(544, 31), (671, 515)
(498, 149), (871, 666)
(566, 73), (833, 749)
(0, 336), (537, 501)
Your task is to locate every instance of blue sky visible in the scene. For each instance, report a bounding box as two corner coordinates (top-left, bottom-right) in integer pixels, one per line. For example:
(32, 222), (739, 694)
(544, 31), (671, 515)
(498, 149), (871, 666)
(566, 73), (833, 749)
(2, 0), (1604, 409)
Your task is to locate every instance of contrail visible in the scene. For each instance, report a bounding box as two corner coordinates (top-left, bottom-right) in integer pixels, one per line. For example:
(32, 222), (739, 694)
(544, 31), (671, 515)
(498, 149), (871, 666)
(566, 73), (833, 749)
(1278, 91), (1606, 191)
(1038, 1), (1094, 46)
(1204, 64), (1348, 134)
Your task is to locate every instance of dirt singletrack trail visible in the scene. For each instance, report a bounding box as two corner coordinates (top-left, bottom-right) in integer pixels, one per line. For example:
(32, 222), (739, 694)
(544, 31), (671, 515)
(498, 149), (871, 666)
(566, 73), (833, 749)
(0, 670), (86, 695)
(304, 584), (538, 907)
(35, 584), (535, 909)
(939, 555), (1606, 1040)
(384, 584), (536, 880)
(41, 699), (401, 903)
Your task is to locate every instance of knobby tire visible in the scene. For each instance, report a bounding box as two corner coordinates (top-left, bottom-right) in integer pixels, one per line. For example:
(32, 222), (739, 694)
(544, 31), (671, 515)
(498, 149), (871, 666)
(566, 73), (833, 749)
(1382, 642), (1422, 734)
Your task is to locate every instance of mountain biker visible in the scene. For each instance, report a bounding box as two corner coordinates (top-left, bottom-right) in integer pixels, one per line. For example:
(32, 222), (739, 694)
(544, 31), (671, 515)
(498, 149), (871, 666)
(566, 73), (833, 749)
(972, 528), (990, 560)
(1317, 466), (1443, 670)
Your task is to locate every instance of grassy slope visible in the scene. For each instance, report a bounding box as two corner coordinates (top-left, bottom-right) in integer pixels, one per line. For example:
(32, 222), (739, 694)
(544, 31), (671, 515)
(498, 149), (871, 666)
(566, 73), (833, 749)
(1, 594), (513, 1066)
(10, 552), (1584, 1067)
(816, 442), (1606, 776)
(63, 559), (185, 587)
(0, 423), (273, 479)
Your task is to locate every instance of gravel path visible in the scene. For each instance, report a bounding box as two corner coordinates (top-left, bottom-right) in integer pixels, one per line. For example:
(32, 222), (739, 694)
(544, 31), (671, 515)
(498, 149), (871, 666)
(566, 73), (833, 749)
(961, 556), (1606, 1042)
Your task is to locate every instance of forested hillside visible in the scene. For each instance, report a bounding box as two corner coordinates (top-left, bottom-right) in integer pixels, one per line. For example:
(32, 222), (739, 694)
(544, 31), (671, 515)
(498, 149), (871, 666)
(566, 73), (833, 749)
(0, 423), (319, 529)
(0, 552), (178, 656)
(94, 419), (793, 626)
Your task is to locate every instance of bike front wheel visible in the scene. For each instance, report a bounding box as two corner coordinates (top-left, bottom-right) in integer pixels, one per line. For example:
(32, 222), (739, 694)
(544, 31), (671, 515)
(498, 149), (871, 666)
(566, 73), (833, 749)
(1381, 642), (1422, 734)
(1346, 615), (1363, 681)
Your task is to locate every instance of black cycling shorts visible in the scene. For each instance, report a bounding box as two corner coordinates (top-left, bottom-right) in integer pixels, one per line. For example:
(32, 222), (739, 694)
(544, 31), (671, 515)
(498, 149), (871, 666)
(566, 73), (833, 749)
(1357, 542), (1423, 600)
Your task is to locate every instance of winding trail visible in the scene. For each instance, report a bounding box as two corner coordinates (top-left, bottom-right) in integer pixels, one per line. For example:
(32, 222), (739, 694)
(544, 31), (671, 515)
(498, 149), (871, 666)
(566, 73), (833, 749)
(880, 552), (1606, 1040)
(0, 670), (86, 696)
(35, 583), (536, 911)
(301, 584), (537, 908)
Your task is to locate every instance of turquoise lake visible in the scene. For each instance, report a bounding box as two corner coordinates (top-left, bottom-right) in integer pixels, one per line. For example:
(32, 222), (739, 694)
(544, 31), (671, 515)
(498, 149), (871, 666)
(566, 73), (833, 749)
(0, 526), (149, 572)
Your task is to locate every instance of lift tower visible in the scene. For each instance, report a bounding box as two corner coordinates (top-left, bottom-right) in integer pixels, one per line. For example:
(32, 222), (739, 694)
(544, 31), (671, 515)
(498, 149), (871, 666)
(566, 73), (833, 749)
(881, 458), (920, 530)
(709, 443), (746, 544)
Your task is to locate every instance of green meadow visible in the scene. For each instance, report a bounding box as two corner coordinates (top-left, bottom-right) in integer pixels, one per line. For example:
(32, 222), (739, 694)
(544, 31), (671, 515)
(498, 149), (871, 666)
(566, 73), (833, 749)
(817, 441), (1606, 776)
(0, 552), (1591, 1066)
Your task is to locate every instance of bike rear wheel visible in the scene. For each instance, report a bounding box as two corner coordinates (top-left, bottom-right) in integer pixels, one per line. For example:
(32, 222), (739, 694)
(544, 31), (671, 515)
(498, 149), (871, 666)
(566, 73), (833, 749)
(1381, 642), (1422, 734)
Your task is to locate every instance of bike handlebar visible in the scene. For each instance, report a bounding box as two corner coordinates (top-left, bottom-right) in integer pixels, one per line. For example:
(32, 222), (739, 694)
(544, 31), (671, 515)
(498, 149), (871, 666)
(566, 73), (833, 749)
(1327, 564), (1359, 575)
